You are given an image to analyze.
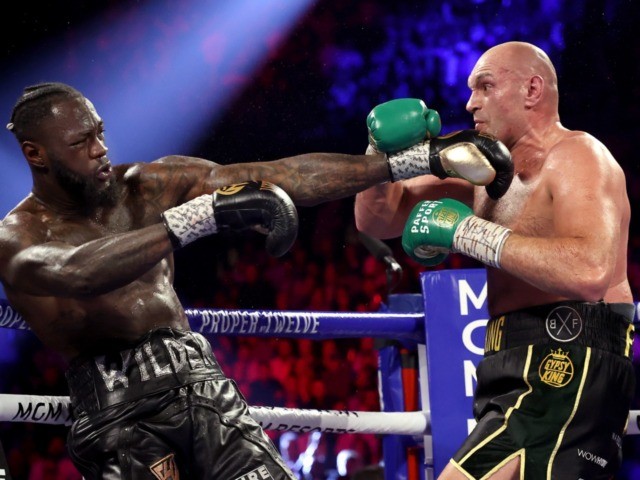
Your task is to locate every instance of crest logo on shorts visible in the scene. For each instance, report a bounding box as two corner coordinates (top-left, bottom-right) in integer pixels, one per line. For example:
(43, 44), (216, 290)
(539, 348), (574, 388)
(149, 453), (179, 480)
(545, 306), (583, 342)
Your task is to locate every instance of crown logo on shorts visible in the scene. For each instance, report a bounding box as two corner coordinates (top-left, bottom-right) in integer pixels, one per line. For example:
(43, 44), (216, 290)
(549, 348), (569, 360)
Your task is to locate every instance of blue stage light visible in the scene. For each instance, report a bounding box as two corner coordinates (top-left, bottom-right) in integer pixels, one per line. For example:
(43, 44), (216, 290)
(0, 0), (315, 217)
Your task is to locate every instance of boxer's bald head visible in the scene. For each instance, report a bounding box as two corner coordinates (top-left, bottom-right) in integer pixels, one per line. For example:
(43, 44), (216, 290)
(477, 41), (559, 111)
(466, 42), (560, 145)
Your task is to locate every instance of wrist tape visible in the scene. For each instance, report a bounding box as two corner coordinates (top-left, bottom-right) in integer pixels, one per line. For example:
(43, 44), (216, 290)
(453, 215), (511, 268)
(386, 143), (431, 181)
(161, 194), (218, 248)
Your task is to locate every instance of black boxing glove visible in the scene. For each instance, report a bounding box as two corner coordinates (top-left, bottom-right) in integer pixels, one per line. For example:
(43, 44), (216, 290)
(161, 180), (298, 257)
(386, 129), (514, 199)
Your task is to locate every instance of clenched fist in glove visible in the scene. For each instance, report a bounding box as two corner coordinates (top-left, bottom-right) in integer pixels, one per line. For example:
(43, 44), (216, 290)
(367, 98), (442, 153)
(402, 198), (512, 268)
(161, 180), (298, 257)
(387, 130), (514, 200)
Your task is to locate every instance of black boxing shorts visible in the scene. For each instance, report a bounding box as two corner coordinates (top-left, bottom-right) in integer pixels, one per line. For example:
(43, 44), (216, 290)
(65, 327), (296, 480)
(450, 301), (636, 480)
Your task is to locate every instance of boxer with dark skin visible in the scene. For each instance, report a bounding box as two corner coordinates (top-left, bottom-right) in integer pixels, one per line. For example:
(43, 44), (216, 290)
(0, 83), (511, 479)
(0, 83), (399, 479)
(0, 91), (389, 360)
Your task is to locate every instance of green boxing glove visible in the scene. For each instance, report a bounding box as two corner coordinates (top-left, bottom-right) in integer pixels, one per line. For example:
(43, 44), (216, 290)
(367, 98), (442, 153)
(402, 198), (512, 268)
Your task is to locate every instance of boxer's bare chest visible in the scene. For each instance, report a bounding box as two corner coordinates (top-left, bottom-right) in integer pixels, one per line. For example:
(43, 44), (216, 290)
(43, 196), (156, 245)
(475, 167), (553, 238)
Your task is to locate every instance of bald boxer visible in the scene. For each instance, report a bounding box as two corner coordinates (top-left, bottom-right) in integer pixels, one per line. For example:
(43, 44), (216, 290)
(0, 83), (512, 479)
(355, 41), (635, 479)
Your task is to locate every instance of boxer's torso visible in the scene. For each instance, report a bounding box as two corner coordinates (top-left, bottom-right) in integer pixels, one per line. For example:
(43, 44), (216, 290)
(4, 165), (189, 359)
(475, 129), (632, 316)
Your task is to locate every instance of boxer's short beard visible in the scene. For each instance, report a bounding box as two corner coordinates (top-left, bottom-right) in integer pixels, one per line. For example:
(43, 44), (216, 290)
(51, 160), (118, 209)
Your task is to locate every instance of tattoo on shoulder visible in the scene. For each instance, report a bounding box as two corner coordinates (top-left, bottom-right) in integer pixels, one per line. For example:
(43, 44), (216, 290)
(136, 162), (196, 209)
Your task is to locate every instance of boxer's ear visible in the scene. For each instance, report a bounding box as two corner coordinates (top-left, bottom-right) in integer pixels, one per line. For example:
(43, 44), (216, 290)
(23, 141), (47, 169)
(524, 75), (544, 108)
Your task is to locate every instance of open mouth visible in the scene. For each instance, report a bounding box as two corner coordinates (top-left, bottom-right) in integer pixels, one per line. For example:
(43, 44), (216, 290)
(96, 163), (113, 181)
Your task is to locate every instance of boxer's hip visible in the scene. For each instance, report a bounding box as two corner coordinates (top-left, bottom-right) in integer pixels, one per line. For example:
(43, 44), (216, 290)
(483, 300), (635, 358)
(66, 327), (224, 415)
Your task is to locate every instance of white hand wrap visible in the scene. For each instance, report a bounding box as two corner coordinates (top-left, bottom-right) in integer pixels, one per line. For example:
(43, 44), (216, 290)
(161, 194), (218, 248)
(386, 143), (432, 181)
(386, 141), (498, 185)
(452, 216), (511, 268)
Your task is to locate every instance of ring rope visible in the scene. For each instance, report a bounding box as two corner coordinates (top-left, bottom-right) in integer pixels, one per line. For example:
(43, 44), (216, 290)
(0, 300), (637, 340)
(0, 394), (638, 436)
(0, 393), (429, 435)
(0, 299), (637, 437)
(0, 299), (424, 342)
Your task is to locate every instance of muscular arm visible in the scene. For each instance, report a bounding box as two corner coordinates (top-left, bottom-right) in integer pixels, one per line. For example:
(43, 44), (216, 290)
(147, 152), (394, 208)
(0, 149), (397, 296)
(0, 215), (174, 297)
(210, 152), (396, 206)
(354, 177), (474, 239)
(498, 136), (627, 300)
(1, 150), (395, 297)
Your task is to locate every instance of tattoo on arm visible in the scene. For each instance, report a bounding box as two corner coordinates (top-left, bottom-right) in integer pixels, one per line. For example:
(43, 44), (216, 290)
(138, 159), (211, 210)
(221, 153), (389, 206)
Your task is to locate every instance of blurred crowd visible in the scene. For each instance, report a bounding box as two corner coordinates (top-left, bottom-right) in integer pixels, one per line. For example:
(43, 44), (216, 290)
(1, 0), (640, 478)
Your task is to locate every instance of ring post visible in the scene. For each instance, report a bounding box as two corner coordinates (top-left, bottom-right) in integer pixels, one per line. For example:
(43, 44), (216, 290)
(378, 293), (426, 480)
(420, 268), (488, 477)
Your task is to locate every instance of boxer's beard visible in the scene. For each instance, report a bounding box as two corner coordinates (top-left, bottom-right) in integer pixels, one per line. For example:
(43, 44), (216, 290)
(50, 158), (118, 210)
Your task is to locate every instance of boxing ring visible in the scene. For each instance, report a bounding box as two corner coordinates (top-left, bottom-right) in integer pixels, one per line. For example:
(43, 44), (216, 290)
(0, 268), (638, 479)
